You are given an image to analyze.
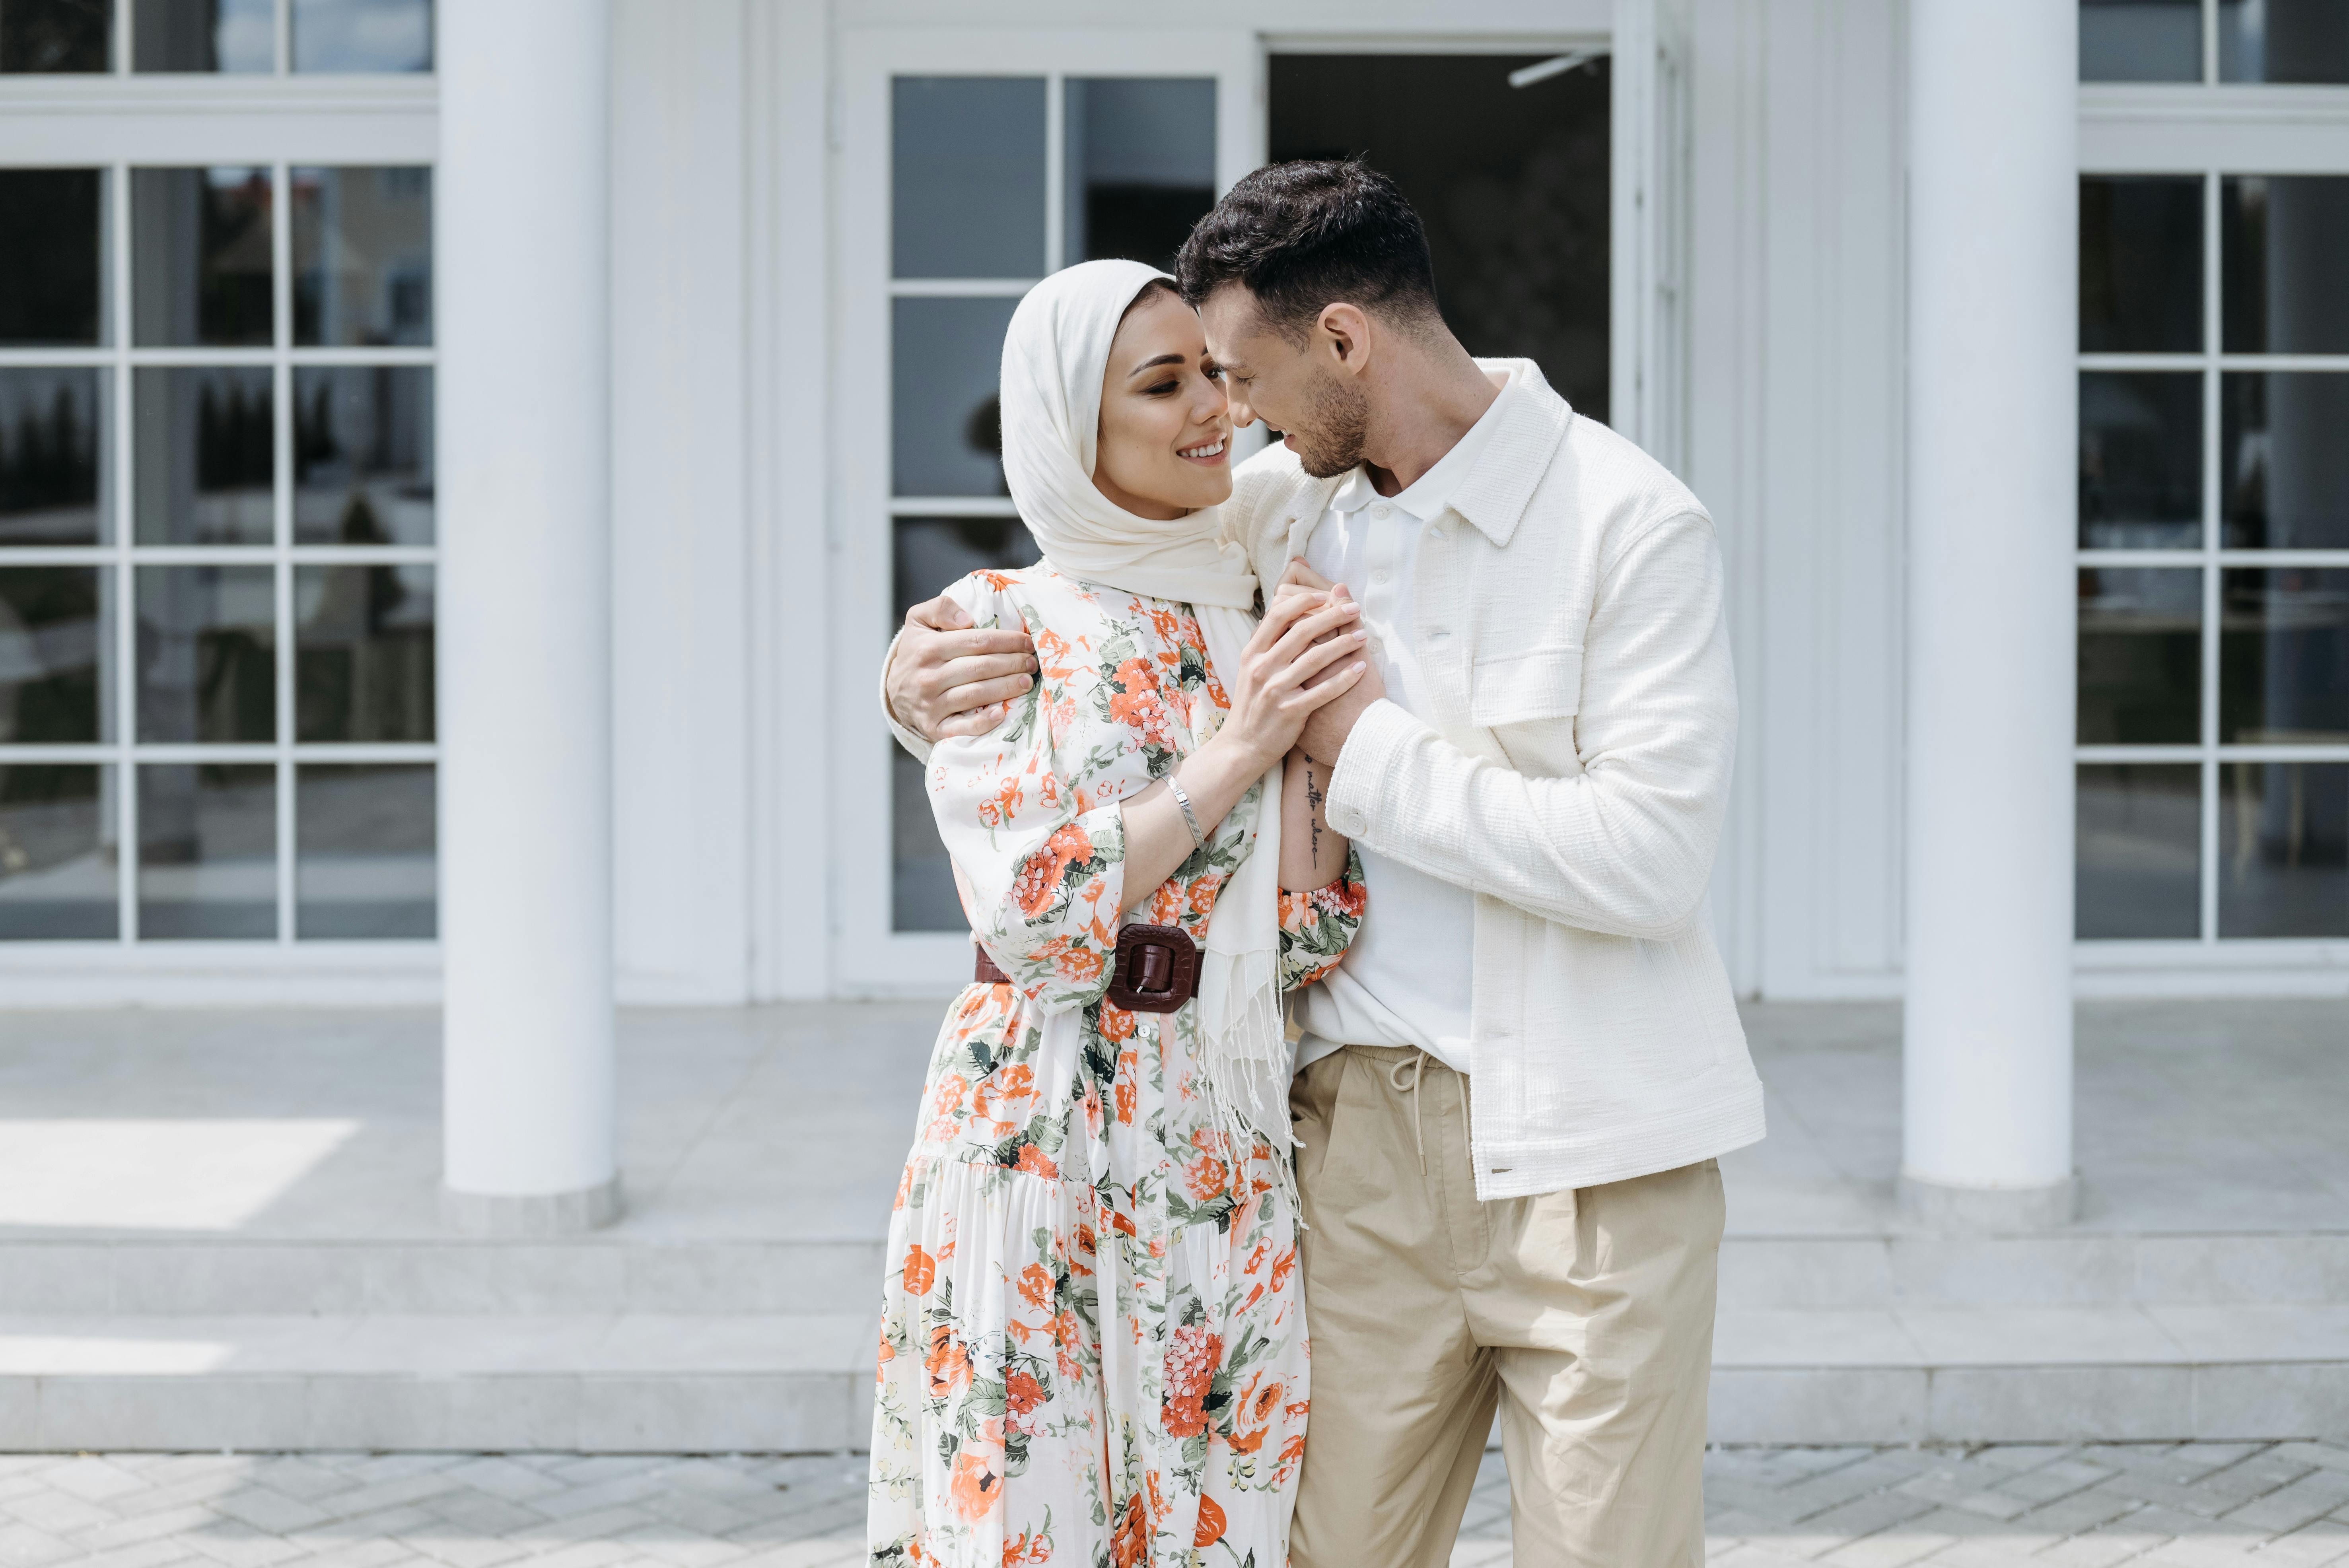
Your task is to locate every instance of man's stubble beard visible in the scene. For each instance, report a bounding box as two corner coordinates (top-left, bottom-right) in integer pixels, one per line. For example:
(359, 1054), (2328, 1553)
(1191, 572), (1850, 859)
(1289, 369), (1370, 480)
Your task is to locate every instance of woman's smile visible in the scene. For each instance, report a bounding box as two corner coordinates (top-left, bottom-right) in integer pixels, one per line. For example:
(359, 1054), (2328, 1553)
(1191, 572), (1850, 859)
(1178, 434), (1229, 466)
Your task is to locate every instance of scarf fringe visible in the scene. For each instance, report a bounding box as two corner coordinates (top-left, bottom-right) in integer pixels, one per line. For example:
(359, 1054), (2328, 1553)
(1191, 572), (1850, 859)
(1193, 944), (1304, 1224)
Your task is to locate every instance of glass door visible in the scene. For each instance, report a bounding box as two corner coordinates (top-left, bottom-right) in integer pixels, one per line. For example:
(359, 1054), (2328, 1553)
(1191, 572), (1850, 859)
(832, 27), (1260, 993)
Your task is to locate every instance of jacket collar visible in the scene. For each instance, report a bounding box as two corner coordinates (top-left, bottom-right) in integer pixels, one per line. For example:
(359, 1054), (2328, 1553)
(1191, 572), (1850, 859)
(1443, 358), (1573, 548)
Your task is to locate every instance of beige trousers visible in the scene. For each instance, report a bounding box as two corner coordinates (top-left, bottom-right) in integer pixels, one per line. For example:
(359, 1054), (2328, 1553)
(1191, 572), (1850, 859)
(1287, 1044), (1725, 1568)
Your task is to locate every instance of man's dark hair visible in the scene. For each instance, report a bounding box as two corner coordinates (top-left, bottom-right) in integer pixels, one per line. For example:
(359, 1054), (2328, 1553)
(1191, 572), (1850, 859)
(1174, 159), (1441, 342)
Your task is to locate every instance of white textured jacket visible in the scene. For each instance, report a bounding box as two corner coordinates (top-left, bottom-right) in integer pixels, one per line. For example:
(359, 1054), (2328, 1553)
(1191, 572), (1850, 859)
(1227, 360), (1763, 1199)
(885, 358), (1764, 1200)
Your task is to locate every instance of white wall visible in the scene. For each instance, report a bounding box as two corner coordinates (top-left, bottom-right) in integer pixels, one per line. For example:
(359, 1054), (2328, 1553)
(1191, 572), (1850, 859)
(1689, 0), (1910, 999)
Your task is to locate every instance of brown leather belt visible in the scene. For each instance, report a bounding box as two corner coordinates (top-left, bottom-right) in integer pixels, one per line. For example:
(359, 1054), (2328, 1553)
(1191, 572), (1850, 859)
(972, 923), (1198, 1013)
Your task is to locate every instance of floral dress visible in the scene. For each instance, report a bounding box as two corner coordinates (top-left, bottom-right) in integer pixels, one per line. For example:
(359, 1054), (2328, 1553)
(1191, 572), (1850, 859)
(869, 565), (1366, 1568)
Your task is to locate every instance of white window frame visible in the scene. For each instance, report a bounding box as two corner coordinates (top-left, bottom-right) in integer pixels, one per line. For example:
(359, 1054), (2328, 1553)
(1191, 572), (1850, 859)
(2077, 75), (2349, 993)
(0, 23), (437, 1004)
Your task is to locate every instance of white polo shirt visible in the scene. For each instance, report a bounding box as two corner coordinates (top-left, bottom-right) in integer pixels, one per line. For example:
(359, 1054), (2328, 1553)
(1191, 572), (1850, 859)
(1291, 398), (1504, 1074)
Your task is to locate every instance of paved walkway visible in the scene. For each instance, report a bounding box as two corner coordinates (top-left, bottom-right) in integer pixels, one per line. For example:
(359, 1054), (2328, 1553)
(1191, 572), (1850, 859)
(2, 1442), (2345, 1568)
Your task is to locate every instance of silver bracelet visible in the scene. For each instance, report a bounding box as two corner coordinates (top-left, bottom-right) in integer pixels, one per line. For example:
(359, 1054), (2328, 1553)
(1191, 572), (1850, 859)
(1169, 775), (1208, 852)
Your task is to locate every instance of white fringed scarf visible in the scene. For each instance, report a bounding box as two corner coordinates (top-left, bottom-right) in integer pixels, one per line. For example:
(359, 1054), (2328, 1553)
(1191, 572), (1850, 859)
(999, 260), (1293, 1181)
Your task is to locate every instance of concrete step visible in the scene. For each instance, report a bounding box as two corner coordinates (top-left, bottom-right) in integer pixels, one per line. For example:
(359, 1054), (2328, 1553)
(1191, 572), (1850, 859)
(2, 1307), (2344, 1451)
(7, 1228), (2342, 1316)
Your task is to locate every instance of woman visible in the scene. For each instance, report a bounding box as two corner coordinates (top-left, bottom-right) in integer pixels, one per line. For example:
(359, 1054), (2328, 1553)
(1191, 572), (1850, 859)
(868, 259), (1374, 1568)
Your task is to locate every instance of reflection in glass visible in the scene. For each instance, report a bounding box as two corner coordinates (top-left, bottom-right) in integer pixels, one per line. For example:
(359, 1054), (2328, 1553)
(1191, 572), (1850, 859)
(132, 0), (273, 72)
(893, 516), (1040, 626)
(2079, 371), (2201, 549)
(134, 367), (272, 544)
(2221, 0), (2349, 82)
(2081, 176), (2202, 353)
(894, 744), (964, 933)
(2079, 568), (2201, 744)
(893, 77), (1046, 280)
(0, 764), (115, 939)
(2077, 764), (2201, 940)
(296, 763), (434, 938)
(296, 564), (433, 742)
(2221, 762), (2347, 937)
(1064, 78), (1216, 269)
(132, 166), (273, 347)
(0, 368), (108, 544)
(2223, 177), (2349, 354)
(2223, 373), (2349, 550)
(2081, 0), (2203, 80)
(893, 296), (1019, 497)
(291, 0), (432, 73)
(293, 166), (432, 346)
(0, 0), (109, 71)
(295, 367), (433, 544)
(138, 763), (274, 939)
(0, 169), (105, 346)
(2221, 569), (2349, 744)
(0, 567), (109, 743)
(136, 565), (274, 743)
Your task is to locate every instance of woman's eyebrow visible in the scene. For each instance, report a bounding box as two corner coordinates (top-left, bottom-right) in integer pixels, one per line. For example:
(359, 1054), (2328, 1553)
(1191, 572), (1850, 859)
(1127, 353), (1186, 375)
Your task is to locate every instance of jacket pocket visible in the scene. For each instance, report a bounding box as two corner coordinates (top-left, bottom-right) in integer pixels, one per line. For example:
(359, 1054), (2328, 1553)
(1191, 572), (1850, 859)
(1469, 643), (1583, 728)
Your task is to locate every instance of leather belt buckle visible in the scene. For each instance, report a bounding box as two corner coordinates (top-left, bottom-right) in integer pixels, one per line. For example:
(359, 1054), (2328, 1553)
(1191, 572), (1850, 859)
(1106, 923), (1198, 1014)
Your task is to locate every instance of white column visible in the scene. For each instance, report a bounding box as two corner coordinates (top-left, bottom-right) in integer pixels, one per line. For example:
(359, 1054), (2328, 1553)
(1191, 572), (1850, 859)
(437, 0), (619, 1234)
(1901, 0), (2079, 1229)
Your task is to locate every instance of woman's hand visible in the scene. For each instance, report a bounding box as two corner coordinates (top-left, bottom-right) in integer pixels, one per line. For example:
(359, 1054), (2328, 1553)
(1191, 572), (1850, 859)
(1214, 589), (1373, 775)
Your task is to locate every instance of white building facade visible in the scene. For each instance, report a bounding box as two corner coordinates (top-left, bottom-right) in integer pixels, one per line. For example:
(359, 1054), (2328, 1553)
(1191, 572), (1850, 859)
(1, 0), (2344, 1225)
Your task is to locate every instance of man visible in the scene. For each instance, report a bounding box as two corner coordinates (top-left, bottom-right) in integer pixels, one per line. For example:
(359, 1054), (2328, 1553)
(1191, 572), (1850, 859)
(884, 160), (1763, 1568)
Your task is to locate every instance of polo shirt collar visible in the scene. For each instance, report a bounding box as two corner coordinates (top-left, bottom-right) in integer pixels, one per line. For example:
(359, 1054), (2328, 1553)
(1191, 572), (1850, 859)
(1322, 358), (1573, 547)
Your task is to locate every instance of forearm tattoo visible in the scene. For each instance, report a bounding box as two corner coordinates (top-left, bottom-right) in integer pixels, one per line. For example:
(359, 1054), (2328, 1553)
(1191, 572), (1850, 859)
(1305, 764), (1325, 869)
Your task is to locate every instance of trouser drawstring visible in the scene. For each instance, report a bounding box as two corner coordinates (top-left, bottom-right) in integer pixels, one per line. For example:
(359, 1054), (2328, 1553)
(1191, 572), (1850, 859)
(1383, 1049), (1469, 1176)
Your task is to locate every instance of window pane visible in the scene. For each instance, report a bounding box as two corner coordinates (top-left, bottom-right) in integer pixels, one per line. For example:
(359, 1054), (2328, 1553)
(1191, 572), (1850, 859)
(136, 564), (274, 743)
(2082, 176), (2203, 354)
(2223, 372), (2349, 550)
(0, 367), (109, 545)
(0, 764), (115, 939)
(132, 0), (273, 72)
(293, 166), (432, 346)
(2222, 177), (2349, 355)
(1064, 78), (1216, 270)
(2221, 568), (2349, 744)
(2079, 567), (2202, 744)
(893, 515), (1040, 626)
(0, 566), (111, 743)
(0, 0), (108, 72)
(2079, 371), (2201, 548)
(2221, 0), (2349, 82)
(296, 763), (433, 938)
(893, 77), (1046, 280)
(2221, 761), (2347, 937)
(0, 169), (105, 346)
(138, 763), (274, 938)
(295, 564), (433, 742)
(291, 0), (432, 73)
(131, 167), (272, 348)
(893, 295), (1017, 497)
(133, 367), (272, 545)
(2081, 0), (2203, 81)
(294, 366), (432, 544)
(2078, 764), (2201, 939)
(894, 744), (963, 933)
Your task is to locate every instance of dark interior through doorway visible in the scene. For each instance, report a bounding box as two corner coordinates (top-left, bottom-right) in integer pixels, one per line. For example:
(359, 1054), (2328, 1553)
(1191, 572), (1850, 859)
(1268, 52), (1611, 422)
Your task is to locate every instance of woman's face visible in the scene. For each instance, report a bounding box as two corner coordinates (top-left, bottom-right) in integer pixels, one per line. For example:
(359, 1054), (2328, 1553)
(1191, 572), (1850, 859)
(1091, 289), (1232, 520)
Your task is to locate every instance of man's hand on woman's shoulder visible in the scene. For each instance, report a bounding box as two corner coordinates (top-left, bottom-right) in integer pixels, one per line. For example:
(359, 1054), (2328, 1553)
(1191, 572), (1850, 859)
(885, 592), (1039, 743)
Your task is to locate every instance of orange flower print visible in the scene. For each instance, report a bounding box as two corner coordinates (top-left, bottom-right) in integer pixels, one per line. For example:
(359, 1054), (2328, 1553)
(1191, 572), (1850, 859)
(1148, 880), (1183, 925)
(1182, 1150), (1230, 1204)
(1011, 854), (1064, 919)
(1097, 1004), (1135, 1044)
(1187, 871), (1223, 921)
(1270, 1245), (1298, 1292)
(1111, 1491), (1148, 1568)
(902, 1246), (935, 1297)
(1013, 1142), (1058, 1180)
(924, 1322), (973, 1400)
(948, 1441), (1003, 1522)
(978, 777), (1023, 830)
(1004, 1368), (1048, 1436)
(1162, 1321), (1221, 1438)
(1194, 1496), (1227, 1548)
(1017, 1263), (1054, 1313)
(1146, 604), (1184, 645)
(1107, 659), (1173, 750)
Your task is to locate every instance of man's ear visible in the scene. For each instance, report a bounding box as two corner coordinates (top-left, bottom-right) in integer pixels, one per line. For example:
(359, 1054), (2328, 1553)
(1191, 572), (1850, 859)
(1316, 303), (1373, 375)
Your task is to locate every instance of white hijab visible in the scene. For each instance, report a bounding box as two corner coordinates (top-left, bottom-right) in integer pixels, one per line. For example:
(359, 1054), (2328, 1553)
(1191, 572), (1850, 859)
(1001, 259), (1292, 1170)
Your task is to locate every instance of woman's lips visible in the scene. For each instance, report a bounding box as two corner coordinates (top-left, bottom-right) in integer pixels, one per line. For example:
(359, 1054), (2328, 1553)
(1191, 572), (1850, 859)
(1177, 435), (1228, 466)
